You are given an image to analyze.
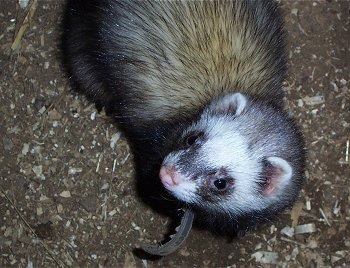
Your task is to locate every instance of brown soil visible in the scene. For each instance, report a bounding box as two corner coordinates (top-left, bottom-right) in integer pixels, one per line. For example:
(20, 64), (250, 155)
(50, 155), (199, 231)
(1, 0), (349, 267)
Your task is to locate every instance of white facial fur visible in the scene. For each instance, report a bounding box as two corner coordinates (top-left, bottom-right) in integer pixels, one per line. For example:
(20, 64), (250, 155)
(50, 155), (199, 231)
(163, 115), (266, 214)
(161, 93), (294, 215)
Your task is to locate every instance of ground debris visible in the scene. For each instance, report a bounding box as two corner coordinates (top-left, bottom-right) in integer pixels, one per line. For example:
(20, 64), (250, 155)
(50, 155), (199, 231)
(281, 226), (294, 237)
(59, 190), (71, 198)
(302, 95), (325, 106)
(251, 251), (278, 264)
(1, 0), (349, 267)
(294, 223), (317, 235)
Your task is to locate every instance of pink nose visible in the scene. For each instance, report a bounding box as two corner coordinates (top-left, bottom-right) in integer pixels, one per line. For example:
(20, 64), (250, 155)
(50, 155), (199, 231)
(159, 165), (182, 188)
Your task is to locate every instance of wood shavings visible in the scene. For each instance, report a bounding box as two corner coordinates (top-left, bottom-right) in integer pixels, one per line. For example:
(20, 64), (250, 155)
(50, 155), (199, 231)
(108, 209), (117, 216)
(305, 197), (311, 211)
(110, 132), (121, 149)
(21, 143), (30, 155)
(290, 247), (299, 261)
(141, 259), (148, 267)
(19, 0), (29, 9)
(303, 95), (325, 106)
(44, 61), (49, 69)
(36, 207), (43, 216)
(101, 183), (109, 192)
(11, 0), (38, 51)
(297, 22), (308, 36)
(333, 200), (340, 216)
(59, 190), (71, 198)
(38, 106), (46, 114)
(32, 165), (45, 180)
(339, 140), (349, 165)
(294, 223), (316, 234)
(112, 158), (117, 173)
(270, 225), (277, 234)
(27, 259), (33, 268)
(57, 204), (63, 213)
(39, 195), (49, 201)
(4, 226), (13, 237)
(96, 153), (103, 172)
(319, 208), (331, 226)
(330, 81), (339, 91)
(131, 222), (141, 231)
(290, 202), (303, 227)
(307, 240), (318, 249)
(68, 167), (83, 175)
(280, 237), (306, 248)
(291, 8), (298, 16)
(281, 226), (294, 238)
(251, 251), (278, 264)
(309, 67), (316, 81)
(331, 250), (347, 264)
(90, 111), (96, 120)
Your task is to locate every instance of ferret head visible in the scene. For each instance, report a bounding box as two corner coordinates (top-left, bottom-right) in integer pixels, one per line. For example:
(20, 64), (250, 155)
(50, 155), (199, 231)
(160, 93), (305, 220)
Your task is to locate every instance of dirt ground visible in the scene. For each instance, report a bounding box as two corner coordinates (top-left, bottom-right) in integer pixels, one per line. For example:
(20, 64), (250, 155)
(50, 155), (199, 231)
(1, 0), (349, 267)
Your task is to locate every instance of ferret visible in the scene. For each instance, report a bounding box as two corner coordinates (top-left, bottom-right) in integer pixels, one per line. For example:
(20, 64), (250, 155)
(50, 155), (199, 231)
(62, 0), (306, 236)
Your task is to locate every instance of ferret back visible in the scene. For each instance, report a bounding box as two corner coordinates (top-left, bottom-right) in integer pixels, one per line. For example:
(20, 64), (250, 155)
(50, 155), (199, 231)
(62, 0), (286, 128)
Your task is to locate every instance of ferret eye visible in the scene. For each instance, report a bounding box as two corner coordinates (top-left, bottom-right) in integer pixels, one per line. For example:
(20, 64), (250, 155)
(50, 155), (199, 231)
(213, 179), (228, 190)
(185, 134), (199, 146)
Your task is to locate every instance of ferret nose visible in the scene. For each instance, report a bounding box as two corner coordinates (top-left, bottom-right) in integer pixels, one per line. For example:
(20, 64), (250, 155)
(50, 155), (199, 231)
(159, 165), (182, 188)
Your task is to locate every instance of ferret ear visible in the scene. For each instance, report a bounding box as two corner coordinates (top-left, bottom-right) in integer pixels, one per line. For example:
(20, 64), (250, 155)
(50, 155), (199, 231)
(262, 157), (293, 196)
(209, 93), (247, 116)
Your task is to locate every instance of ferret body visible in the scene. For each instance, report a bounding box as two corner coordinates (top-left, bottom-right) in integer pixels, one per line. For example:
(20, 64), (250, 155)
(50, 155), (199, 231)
(62, 0), (305, 235)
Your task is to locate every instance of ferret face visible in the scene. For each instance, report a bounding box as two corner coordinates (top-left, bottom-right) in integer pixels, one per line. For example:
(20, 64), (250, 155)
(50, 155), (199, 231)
(160, 93), (298, 216)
